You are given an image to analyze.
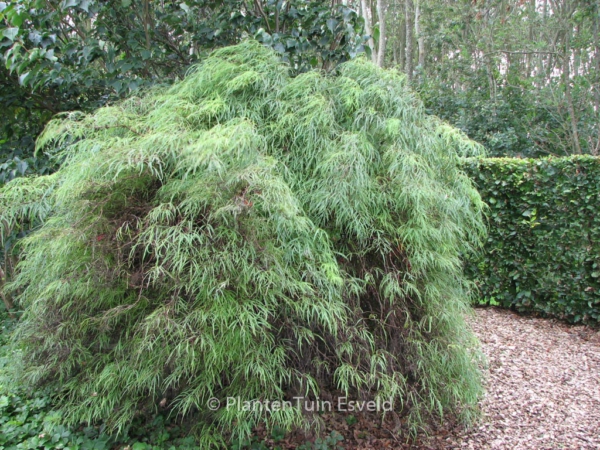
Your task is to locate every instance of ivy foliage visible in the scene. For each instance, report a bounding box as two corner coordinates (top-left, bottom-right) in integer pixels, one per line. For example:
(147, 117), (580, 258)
(0, 0), (365, 95)
(0, 0), (366, 185)
(464, 156), (600, 323)
(0, 69), (56, 185)
(2, 41), (485, 446)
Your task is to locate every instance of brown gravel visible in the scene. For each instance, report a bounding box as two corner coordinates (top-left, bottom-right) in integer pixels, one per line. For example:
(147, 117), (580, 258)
(423, 307), (600, 450)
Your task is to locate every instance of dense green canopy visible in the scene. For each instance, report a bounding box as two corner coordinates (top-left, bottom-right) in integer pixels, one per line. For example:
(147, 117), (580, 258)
(2, 41), (485, 446)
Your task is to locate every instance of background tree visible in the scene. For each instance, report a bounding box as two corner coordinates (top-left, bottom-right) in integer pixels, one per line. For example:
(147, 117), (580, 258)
(4, 0), (598, 169)
(419, 0), (600, 157)
(0, 0), (367, 183)
(368, 0), (600, 157)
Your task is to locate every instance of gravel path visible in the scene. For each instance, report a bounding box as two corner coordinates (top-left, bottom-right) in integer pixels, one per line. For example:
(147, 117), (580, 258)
(425, 307), (600, 450)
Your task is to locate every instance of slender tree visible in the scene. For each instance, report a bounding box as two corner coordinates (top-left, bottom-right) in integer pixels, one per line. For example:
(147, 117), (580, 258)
(377, 0), (387, 66)
(405, 0), (414, 80)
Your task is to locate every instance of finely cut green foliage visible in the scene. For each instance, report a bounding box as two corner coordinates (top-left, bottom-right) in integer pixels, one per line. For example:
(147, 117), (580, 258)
(1, 41), (485, 446)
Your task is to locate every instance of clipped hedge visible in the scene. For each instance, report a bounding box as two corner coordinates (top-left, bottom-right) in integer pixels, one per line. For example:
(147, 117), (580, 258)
(464, 156), (600, 323)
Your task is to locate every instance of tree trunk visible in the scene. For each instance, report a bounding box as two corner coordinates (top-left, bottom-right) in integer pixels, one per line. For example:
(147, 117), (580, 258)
(376, 0), (386, 67)
(415, 0), (424, 70)
(361, 0), (377, 63)
(574, 24), (581, 77)
(398, 8), (406, 70)
(563, 29), (582, 154)
(535, 0), (548, 89)
(405, 0), (413, 80)
(526, 0), (535, 77)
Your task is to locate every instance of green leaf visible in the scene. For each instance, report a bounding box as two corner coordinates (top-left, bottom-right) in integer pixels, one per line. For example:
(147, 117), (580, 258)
(326, 18), (338, 33)
(61, 0), (79, 8)
(2, 27), (19, 41)
(373, 25), (380, 41)
(44, 49), (56, 61)
(7, 11), (27, 27)
(79, 0), (91, 12)
(18, 71), (31, 86)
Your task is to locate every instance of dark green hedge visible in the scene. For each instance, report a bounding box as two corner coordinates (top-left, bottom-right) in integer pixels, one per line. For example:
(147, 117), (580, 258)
(463, 156), (600, 323)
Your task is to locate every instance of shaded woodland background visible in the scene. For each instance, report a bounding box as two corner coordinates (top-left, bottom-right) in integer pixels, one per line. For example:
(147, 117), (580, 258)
(1, 0), (599, 187)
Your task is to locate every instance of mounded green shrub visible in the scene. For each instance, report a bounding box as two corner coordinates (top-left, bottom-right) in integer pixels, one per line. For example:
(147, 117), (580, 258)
(1, 41), (485, 446)
(464, 156), (600, 323)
